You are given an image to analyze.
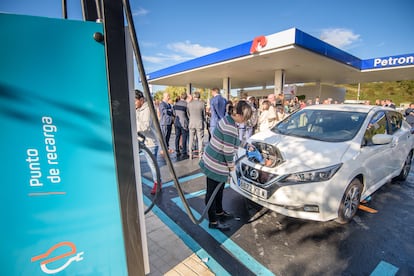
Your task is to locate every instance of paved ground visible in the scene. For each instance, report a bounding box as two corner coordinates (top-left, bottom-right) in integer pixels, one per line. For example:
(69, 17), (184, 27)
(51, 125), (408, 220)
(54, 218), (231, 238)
(143, 155), (414, 275)
(141, 130), (215, 275)
(145, 209), (214, 276)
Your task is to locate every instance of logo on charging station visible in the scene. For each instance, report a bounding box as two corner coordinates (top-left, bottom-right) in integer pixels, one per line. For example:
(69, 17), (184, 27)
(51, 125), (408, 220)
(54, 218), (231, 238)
(31, 241), (84, 274)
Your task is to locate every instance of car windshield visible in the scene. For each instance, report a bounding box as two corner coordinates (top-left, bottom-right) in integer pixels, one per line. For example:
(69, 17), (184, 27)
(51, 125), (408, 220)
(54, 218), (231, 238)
(273, 109), (367, 142)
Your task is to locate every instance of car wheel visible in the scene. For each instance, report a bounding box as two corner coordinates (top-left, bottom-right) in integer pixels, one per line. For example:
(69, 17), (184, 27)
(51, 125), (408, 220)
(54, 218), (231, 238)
(336, 178), (363, 224)
(395, 151), (413, 181)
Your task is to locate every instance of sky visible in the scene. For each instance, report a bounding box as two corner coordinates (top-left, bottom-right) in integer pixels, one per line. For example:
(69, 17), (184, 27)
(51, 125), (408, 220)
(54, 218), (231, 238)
(1, 0), (413, 86)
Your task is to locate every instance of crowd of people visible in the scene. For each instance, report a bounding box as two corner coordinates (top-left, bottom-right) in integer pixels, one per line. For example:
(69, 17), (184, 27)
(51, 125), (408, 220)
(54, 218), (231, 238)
(135, 87), (413, 230)
(404, 103), (414, 128)
(371, 99), (414, 128)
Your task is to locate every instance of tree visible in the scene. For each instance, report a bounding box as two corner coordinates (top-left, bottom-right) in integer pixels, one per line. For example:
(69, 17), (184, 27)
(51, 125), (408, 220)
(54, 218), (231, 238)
(152, 86), (186, 102)
(154, 86), (214, 103)
(165, 86), (186, 103)
(397, 80), (414, 96)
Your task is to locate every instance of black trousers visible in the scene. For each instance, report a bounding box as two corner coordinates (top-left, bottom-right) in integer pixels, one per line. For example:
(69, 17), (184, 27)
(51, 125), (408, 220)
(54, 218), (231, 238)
(205, 177), (225, 223)
(161, 124), (172, 148)
(175, 126), (188, 154)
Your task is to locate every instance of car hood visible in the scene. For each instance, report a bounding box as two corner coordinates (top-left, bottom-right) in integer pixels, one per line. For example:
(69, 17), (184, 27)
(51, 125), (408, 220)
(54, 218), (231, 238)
(247, 130), (351, 172)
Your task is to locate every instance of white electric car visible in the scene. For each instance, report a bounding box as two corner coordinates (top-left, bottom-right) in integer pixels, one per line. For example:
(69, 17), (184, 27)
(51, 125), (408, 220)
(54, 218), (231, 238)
(230, 104), (414, 223)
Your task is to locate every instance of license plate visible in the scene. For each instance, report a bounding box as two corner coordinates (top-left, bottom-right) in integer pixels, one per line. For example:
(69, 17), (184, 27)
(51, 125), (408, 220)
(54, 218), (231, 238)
(240, 181), (268, 199)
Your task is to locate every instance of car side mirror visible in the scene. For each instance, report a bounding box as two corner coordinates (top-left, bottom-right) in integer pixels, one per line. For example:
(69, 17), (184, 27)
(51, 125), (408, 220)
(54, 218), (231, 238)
(371, 134), (393, 145)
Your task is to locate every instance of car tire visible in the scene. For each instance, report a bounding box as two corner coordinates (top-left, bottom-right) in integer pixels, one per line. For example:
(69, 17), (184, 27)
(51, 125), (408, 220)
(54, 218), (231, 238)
(395, 151), (413, 181)
(336, 178), (363, 224)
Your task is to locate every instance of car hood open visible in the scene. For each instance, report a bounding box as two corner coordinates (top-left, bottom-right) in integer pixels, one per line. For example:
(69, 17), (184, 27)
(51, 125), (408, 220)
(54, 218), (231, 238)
(247, 130), (352, 172)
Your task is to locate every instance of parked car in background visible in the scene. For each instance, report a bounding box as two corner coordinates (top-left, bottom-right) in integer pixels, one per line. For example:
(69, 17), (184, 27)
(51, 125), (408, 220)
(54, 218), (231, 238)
(230, 104), (414, 224)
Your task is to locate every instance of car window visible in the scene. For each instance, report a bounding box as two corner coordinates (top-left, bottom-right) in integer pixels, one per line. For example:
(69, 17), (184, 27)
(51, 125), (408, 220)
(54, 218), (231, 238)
(386, 111), (403, 134)
(363, 111), (387, 146)
(274, 109), (366, 142)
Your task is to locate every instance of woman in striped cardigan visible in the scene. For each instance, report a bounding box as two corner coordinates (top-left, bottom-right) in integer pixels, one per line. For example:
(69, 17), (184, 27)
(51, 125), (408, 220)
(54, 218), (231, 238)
(199, 100), (252, 231)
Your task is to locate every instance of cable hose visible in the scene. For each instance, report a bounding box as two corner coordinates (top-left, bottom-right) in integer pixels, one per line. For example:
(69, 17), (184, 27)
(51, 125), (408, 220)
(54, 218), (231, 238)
(122, 0), (227, 224)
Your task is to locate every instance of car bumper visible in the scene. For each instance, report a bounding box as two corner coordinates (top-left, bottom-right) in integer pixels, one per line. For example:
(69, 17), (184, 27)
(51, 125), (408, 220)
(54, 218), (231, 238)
(229, 170), (341, 222)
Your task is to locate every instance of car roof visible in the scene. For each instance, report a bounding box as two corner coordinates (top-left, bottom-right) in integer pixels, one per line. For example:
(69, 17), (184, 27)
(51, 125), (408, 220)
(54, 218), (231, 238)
(302, 104), (390, 113)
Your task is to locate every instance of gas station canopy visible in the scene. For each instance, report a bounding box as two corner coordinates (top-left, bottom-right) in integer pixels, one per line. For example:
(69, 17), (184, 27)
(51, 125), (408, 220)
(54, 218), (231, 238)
(147, 28), (414, 89)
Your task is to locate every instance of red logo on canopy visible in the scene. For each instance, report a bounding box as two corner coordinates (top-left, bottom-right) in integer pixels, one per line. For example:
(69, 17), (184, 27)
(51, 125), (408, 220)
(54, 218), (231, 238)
(250, 36), (267, 54)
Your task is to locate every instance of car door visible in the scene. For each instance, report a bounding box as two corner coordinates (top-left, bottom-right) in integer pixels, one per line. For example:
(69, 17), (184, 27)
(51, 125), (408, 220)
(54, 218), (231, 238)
(386, 111), (409, 174)
(360, 111), (394, 191)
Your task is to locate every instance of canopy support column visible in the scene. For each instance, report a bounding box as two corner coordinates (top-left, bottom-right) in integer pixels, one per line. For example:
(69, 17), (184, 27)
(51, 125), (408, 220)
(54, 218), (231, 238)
(273, 69), (285, 95)
(222, 77), (231, 100)
(186, 83), (192, 94)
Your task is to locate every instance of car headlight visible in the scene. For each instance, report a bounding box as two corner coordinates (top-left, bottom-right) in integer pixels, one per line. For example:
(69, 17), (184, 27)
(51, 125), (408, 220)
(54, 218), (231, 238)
(279, 163), (342, 184)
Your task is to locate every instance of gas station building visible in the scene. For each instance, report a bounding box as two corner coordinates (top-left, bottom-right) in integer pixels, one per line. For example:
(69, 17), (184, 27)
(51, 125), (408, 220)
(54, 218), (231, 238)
(147, 28), (414, 102)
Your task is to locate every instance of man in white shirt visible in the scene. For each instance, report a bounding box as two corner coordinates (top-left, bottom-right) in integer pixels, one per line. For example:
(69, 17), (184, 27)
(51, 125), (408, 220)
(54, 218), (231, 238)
(135, 90), (161, 195)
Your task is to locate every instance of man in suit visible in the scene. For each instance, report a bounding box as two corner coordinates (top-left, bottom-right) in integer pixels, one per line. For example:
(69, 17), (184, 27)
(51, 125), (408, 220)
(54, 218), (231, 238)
(209, 87), (227, 137)
(159, 92), (174, 154)
(187, 91), (206, 159)
(405, 103), (414, 128)
(173, 92), (190, 159)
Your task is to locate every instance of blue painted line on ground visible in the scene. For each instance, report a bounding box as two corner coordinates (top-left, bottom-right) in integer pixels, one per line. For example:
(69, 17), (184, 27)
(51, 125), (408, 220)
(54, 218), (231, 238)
(182, 183), (230, 199)
(143, 195), (230, 276)
(143, 170), (404, 276)
(141, 172), (204, 188)
(142, 167), (409, 276)
(176, 172), (205, 183)
(141, 177), (157, 187)
(171, 197), (275, 276)
(370, 261), (399, 276)
(142, 171), (272, 275)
